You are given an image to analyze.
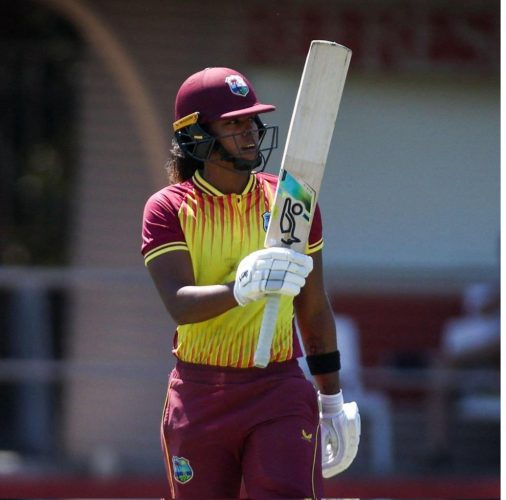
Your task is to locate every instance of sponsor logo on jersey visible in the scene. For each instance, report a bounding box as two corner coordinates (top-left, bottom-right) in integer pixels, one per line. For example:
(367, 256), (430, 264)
(225, 75), (249, 97)
(301, 429), (313, 442)
(172, 456), (194, 484)
(262, 211), (270, 232)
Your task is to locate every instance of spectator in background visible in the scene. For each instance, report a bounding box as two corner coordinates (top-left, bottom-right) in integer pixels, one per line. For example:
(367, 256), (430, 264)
(425, 282), (500, 466)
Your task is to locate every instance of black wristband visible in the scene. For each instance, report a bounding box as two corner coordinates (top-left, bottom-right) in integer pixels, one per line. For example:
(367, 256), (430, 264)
(306, 350), (341, 375)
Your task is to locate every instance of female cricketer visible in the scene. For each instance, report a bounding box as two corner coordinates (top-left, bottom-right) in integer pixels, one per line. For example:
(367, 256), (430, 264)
(141, 67), (360, 498)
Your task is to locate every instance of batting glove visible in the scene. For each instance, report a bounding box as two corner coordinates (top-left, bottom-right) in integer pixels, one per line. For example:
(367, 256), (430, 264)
(319, 390), (361, 478)
(233, 248), (313, 306)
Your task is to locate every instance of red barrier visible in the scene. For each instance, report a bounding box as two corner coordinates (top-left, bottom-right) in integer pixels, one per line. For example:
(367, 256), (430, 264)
(0, 474), (500, 498)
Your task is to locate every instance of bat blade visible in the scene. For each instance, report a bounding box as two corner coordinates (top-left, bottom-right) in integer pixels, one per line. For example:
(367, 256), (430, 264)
(254, 40), (352, 368)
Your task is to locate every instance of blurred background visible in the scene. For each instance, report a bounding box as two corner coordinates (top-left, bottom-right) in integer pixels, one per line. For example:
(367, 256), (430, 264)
(0, 0), (500, 497)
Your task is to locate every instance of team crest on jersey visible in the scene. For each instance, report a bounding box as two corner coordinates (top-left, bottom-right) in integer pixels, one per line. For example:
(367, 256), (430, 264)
(172, 456), (194, 484)
(225, 75), (249, 97)
(262, 211), (271, 232)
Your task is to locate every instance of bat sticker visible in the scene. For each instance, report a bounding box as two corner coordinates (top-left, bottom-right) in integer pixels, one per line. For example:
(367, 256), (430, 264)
(280, 198), (302, 245)
(278, 170), (315, 245)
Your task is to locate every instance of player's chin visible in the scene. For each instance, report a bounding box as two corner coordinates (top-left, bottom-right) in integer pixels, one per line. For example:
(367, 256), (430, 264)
(238, 147), (259, 161)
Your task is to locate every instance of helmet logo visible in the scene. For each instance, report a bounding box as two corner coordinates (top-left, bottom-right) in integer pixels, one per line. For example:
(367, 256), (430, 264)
(225, 75), (249, 97)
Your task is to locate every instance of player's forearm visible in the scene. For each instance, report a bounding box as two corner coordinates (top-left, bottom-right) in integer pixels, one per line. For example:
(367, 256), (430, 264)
(296, 292), (337, 355)
(169, 282), (237, 325)
(302, 322), (341, 394)
(295, 293), (341, 394)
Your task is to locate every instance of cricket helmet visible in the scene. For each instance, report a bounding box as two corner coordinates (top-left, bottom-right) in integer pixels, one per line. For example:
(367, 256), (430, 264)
(173, 67), (278, 171)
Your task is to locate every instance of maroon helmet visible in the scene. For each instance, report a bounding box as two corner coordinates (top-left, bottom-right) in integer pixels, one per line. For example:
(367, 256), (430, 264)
(173, 67), (278, 171)
(174, 67), (275, 123)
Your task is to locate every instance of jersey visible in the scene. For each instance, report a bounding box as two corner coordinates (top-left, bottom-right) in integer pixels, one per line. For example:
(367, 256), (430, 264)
(141, 169), (323, 368)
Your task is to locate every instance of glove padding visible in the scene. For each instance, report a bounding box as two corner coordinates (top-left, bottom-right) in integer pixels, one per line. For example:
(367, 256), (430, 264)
(233, 248), (313, 306)
(319, 390), (361, 478)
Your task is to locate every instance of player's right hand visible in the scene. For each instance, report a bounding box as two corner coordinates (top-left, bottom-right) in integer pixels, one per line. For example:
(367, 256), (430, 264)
(319, 390), (361, 477)
(233, 248), (313, 306)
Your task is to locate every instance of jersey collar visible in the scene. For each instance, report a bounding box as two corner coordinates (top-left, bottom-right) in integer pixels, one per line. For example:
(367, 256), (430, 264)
(193, 169), (257, 196)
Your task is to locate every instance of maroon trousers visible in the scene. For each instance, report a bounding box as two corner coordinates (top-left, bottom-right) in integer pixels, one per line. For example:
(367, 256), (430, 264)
(161, 359), (322, 499)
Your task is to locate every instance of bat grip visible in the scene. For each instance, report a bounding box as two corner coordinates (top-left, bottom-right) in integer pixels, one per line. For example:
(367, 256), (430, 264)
(254, 294), (281, 368)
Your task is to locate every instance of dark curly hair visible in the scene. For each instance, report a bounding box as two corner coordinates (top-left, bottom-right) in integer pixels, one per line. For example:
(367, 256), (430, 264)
(165, 138), (202, 185)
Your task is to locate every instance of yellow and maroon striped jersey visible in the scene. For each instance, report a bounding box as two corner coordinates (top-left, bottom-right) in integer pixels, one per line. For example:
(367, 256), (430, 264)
(141, 170), (323, 368)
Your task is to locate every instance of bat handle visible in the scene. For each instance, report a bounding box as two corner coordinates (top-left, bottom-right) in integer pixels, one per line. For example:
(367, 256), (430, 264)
(254, 294), (281, 368)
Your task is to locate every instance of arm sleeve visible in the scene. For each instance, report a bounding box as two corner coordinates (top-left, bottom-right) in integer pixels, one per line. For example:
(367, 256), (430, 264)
(141, 191), (188, 265)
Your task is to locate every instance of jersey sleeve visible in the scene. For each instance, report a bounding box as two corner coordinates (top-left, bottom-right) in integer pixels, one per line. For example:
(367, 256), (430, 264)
(306, 203), (323, 254)
(141, 190), (188, 265)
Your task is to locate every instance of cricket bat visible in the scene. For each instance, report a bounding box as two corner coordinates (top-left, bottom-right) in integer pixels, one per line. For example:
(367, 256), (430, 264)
(253, 40), (352, 368)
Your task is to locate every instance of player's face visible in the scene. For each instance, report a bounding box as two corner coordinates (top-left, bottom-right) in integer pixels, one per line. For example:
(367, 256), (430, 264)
(208, 116), (260, 162)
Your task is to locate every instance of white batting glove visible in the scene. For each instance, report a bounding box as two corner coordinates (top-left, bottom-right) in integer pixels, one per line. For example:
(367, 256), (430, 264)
(233, 248), (313, 306)
(319, 390), (361, 478)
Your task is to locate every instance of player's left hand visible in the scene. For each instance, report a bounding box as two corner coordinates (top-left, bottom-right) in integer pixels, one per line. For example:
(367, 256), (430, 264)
(319, 390), (361, 477)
